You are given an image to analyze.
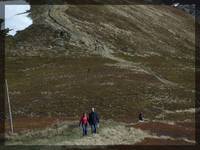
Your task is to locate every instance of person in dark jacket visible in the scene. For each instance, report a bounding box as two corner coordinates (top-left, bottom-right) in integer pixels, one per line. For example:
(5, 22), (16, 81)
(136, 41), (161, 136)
(79, 113), (89, 136)
(138, 112), (144, 122)
(89, 107), (99, 134)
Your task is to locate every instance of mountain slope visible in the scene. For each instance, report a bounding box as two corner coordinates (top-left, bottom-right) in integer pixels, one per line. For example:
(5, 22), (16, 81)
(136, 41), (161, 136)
(5, 5), (195, 124)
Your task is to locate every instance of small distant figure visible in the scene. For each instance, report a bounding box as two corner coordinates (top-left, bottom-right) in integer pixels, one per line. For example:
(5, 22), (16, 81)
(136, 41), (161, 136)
(86, 68), (90, 79)
(138, 112), (144, 122)
(79, 113), (89, 136)
(60, 31), (64, 38)
(89, 107), (99, 134)
(87, 68), (90, 74)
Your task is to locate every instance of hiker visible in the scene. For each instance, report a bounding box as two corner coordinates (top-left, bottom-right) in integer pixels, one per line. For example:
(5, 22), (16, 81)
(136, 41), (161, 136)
(79, 113), (89, 136)
(138, 112), (144, 122)
(89, 107), (99, 134)
(86, 68), (90, 79)
(60, 31), (64, 38)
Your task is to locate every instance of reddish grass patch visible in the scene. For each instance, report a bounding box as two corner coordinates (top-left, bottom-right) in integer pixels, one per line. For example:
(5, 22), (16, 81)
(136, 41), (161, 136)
(135, 138), (194, 145)
(133, 122), (195, 141)
(5, 116), (74, 133)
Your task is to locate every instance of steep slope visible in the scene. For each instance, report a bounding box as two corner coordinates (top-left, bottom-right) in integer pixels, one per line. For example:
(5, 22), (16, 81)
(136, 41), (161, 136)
(7, 5), (195, 57)
(5, 5), (195, 124)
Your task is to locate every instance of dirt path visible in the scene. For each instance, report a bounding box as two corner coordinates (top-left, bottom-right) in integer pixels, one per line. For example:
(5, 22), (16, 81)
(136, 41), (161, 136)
(45, 5), (183, 88)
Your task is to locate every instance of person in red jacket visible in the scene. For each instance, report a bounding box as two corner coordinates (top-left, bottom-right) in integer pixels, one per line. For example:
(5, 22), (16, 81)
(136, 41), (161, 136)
(79, 113), (89, 136)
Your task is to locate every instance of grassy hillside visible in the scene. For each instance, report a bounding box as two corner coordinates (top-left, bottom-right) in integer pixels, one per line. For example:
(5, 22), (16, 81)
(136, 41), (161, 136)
(5, 5), (195, 124)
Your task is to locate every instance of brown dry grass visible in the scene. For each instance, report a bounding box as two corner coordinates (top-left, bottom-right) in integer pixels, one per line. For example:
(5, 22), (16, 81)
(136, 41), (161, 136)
(135, 137), (194, 145)
(133, 122), (195, 141)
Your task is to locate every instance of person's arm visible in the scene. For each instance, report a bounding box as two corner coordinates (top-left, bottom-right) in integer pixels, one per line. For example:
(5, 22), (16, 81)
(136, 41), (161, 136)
(96, 113), (100, 128)
(88, 113), (91, 125)
(87, 117), (90, 126)
(79, 117), (82, 126)
(96, 113), (99, 123)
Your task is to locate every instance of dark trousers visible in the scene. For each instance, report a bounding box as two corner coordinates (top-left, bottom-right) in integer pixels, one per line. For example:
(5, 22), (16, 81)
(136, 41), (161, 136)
(91, 124), (97, 133)
(82, 124), (88, 136)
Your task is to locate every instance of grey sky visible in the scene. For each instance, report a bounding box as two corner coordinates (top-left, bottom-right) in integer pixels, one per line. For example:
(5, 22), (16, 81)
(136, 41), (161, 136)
(5, 4), (32, 35)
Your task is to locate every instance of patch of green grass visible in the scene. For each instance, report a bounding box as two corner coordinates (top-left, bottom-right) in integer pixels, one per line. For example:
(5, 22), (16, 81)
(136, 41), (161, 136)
(5, 55), (194, 123)
(164, 112), (195, 121)
(114, 52), (195, 89)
